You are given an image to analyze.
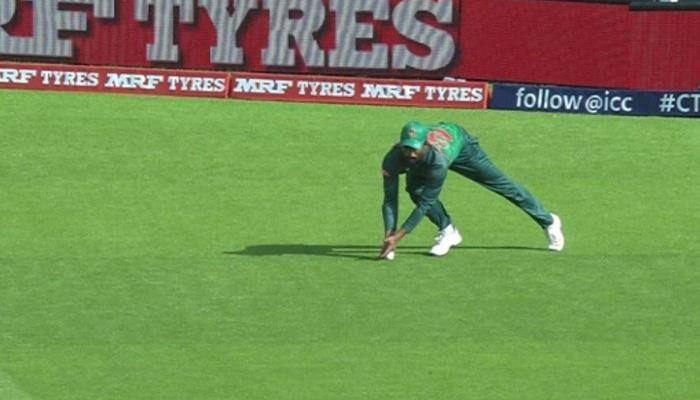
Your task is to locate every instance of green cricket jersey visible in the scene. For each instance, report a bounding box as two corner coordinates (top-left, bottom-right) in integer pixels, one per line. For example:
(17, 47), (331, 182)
(382, 123), (471, 233)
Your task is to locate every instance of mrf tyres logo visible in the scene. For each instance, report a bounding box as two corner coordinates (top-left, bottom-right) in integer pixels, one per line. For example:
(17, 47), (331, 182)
(515, 87), (633, 114)
(232, 76), (485, 103)
(0, 0), (456, 71)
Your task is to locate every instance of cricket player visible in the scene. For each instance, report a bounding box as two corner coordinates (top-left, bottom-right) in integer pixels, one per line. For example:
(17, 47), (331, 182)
(379, 121), (564, 259)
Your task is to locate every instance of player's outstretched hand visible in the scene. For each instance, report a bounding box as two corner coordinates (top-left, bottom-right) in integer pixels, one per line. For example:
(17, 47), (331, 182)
(378, 240), (396, 259)
(378, 229), (406, 260)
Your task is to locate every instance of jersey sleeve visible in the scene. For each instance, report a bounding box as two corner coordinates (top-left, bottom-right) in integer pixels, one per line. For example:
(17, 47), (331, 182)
(381, 146), (402, 233)
(400, 163), (448, 233)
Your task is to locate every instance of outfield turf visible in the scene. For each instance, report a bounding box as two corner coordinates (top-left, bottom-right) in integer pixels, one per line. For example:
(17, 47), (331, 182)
(1, 89), (699, 399)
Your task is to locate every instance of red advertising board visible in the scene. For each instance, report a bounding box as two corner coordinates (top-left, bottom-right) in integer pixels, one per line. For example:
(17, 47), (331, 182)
(1, 0), (699, 90)
(0, 62), (230, 98)
(0, 62), (487, 109)
(0, 0), (461, 78)
(459, 0), (700, 90)
(229, 72), (488, 109)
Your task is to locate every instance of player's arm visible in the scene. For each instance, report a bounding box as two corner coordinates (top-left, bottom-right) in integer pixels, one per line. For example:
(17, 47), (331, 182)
(380, 164), (447, 259)
(382, 175), (399, 236)
(381, 146), (401, 235)
(400, 165), (447, 233)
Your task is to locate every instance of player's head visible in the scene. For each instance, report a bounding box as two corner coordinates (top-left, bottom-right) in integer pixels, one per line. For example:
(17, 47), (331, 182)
(399, 121), (429, 163)
(400, 121), (429, 149)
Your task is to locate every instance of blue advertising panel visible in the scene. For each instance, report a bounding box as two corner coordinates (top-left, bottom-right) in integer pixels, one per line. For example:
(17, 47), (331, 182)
(490, 84), (700, 117)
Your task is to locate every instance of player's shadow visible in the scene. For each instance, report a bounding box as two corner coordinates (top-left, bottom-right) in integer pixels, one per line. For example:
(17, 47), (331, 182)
(225, 245), (386, 261)
(224, 244), (545, 261)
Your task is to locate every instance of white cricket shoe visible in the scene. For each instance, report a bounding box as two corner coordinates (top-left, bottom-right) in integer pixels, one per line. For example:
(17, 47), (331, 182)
(546, 213), (565, 251)
(429, 225), (463, 256)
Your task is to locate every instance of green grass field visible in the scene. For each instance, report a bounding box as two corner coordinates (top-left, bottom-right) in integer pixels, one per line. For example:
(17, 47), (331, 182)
(1, 89), (698, 399)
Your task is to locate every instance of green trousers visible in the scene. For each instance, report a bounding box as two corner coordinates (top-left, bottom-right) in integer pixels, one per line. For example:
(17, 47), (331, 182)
(407, 139), (554, 231)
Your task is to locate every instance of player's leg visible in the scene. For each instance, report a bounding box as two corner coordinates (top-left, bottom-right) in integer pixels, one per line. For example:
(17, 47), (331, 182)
(406, 174), (452, 229)
(407, 191), (452, 230)
(450, 141), (564, 250)
(406, 175), (463, 256)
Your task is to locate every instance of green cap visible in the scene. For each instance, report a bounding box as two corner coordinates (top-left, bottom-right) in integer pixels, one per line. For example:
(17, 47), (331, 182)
(399, 121), (429, 150)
